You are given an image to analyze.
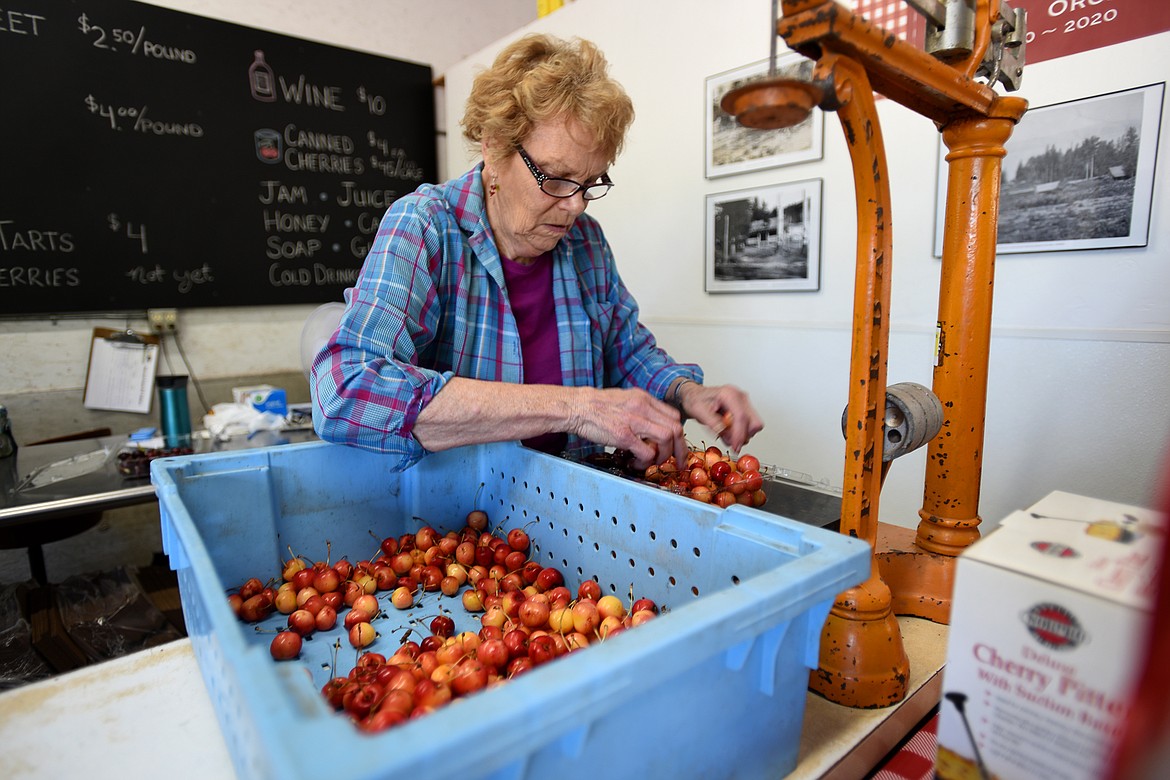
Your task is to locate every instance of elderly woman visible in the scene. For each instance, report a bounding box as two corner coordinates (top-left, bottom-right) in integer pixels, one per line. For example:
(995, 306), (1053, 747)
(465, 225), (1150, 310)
(312, 34), (762, 471)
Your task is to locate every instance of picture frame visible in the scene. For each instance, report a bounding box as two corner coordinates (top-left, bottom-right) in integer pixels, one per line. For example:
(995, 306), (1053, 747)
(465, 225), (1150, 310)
(705, 53), (825, 179)
(705, 179), (822, 293)
(933, 82), (1164, 255)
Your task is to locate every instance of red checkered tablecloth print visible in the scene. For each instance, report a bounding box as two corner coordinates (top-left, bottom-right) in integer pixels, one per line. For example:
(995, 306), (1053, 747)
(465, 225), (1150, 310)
(870, 712), (938, 780)
(850, 0), (925, 47)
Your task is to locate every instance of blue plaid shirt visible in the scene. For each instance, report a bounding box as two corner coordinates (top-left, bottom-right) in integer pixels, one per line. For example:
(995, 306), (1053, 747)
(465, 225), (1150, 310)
(311, 165), (702, 470)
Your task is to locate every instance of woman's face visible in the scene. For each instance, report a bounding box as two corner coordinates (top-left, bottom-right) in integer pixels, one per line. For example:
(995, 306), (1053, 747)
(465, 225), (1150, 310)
(482, 116), (611, 262)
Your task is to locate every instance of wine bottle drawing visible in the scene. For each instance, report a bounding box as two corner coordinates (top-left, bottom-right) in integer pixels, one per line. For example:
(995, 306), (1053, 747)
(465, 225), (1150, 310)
(249, 50), (276, 102)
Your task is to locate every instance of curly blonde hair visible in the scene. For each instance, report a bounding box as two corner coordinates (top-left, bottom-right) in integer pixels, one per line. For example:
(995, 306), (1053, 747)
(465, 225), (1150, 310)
(462, 34), (635, 165)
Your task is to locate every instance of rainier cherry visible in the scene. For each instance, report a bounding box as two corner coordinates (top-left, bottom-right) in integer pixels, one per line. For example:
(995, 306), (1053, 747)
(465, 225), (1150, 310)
(390, 586), (414, 610)
(517, 598), (550, 628)
(349, 622), (377, 648)
(288, 609), (316, 636)
(352, 593), (380, 617)
(274, 588), (298, 614)
(315, 605), (338, 631)
(596, 595), (626, 620)
(450, 658), (489, 695)
(270, 630), (302, 660)
(736, 454), (761, 473)
(461, 589), (483, 612)
(344, 608), (374, 631)
(629, 609), (657, 627)
(466, 509), (488, 531)
(571, 600), (600, 634)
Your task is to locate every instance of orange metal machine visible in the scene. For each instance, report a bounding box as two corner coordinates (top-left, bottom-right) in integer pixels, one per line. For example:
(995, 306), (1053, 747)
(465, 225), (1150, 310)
(723, 0), (1028, 707)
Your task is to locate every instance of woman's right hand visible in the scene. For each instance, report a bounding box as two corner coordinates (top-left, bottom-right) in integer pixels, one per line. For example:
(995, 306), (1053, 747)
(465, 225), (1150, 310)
(676, 381), (764, 454)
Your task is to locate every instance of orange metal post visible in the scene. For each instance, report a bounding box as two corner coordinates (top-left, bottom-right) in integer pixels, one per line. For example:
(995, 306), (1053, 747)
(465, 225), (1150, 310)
(876, 97), (1027, 624)
(772, 0), (1028, 704)
(807, 52), (911, 708)
(916, 99), (1029, 556)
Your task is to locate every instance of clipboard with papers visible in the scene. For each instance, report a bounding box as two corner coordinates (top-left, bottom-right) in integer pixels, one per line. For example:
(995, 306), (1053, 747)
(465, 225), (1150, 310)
(82, 328), (161, 414)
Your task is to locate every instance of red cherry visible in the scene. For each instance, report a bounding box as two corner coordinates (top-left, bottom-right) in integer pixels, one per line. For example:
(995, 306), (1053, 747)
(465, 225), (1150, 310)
(577, 580), (602, 602)
(503, 549), (528, 572)
(527, 635), (557, 665)
(631, 597), (658, 614)
(741, 469), (764, 492)
(430, 615), (456, 638)
(506, 527), (530, 552)
(534, 567), (563, 592)
(713, 490), (737, 508)
(239, 577), (264, 600)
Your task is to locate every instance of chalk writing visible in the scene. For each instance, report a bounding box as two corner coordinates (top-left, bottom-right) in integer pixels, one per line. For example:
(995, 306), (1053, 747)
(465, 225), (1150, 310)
(108, 213), (148, 253)
(0, 219), (74, 252)
(77, 13), (196, 63)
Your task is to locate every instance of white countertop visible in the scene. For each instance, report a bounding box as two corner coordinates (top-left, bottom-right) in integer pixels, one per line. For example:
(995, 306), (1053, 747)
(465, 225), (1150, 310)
(0, 617), (947, 779)
(0, 640), (232, 779)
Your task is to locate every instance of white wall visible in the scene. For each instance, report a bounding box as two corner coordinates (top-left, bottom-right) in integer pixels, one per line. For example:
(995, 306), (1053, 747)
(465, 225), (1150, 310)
(441, 0), (1170, 530)
(0, 0), (535, 394)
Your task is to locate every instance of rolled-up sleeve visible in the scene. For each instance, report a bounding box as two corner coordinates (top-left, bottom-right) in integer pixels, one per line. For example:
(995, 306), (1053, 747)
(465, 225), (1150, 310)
(311, 198), (451, 469)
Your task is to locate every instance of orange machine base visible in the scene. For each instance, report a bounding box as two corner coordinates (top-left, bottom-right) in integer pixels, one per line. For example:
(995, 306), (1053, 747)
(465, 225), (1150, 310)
(809, 573), (911, 709)
(875, 523), (958, 625)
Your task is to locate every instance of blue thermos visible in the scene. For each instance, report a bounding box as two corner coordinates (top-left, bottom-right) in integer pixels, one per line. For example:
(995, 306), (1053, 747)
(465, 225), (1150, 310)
(156, 375), (192, 448)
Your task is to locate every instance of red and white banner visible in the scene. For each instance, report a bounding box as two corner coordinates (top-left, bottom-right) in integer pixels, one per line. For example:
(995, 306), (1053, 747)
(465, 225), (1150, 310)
(848, 0), (1170, 65)
(1014, 0), (1170, 64)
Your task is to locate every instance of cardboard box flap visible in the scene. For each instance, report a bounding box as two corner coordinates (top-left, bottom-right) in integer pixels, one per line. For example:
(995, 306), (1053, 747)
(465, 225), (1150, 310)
(964, 491), (1164, 609)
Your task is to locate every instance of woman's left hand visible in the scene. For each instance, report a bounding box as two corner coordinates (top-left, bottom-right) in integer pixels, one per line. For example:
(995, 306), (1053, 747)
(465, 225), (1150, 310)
(677, 382), (764, 453)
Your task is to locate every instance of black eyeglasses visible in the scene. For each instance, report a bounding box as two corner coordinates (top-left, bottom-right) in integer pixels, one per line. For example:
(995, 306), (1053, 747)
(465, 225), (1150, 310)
(515, 145), (614, 201)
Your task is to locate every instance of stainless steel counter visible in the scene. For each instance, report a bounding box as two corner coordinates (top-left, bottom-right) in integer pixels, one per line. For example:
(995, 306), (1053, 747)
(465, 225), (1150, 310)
(0, 428), (318, 527)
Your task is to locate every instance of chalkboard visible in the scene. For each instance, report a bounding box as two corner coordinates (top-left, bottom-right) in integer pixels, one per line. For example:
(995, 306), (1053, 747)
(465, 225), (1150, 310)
(0, 0), (437, 314)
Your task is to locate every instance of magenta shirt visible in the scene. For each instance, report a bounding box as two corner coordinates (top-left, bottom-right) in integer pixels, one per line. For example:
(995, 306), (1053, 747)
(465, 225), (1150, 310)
(501, 252), (567, 454)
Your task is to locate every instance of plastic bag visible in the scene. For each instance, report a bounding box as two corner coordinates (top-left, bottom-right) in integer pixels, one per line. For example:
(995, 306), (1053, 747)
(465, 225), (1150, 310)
(0, 583), (53, 691)
(203, 402), (286, 440)
(53, 568), (183, 663)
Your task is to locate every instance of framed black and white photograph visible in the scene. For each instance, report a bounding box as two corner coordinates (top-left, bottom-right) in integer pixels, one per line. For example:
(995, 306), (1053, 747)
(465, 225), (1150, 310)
(933, 82), (1164, 255)
(705, 179), (822, 293)
(706, 53), (825, 179)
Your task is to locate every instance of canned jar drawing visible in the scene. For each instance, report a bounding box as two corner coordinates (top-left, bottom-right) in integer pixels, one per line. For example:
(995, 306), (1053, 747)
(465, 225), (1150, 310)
(255, 128), (282, 164)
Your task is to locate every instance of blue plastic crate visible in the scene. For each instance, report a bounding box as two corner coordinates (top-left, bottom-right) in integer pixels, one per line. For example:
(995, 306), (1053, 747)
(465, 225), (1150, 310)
(153, 440), (868, 780)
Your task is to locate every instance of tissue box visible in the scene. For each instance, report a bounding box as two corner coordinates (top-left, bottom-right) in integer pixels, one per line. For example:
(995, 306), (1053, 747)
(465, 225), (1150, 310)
(936, 490), (1164, 780)
(231, 385), (287, 416)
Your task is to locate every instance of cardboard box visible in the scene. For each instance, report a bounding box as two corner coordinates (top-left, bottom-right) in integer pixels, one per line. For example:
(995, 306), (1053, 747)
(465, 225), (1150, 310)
(937, 491), (1164, 780)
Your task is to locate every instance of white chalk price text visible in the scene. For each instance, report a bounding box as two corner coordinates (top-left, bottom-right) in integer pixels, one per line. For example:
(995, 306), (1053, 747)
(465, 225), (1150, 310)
(77, 13), (196, 63)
